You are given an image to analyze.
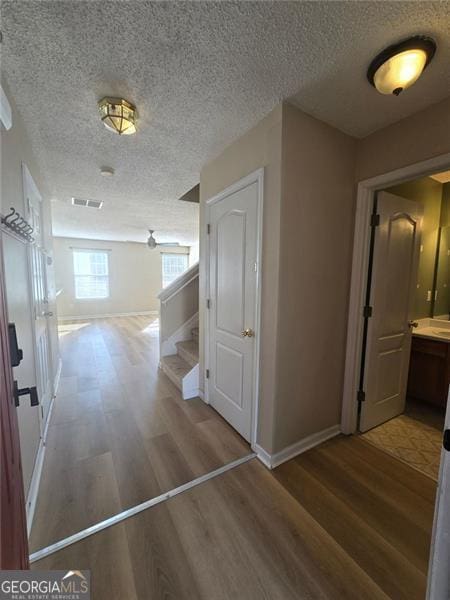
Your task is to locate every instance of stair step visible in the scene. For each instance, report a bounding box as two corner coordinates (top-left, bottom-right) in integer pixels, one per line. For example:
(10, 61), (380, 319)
(191, 327), (199, 343)
(160, 354), (191, 391)
(176, 340), (199, 368)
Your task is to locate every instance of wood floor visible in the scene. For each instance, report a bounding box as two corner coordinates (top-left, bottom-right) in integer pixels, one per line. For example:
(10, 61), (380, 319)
(30, 316), (250, 552)
(31, 316), (437, 599)
(33, 434), (436, 599)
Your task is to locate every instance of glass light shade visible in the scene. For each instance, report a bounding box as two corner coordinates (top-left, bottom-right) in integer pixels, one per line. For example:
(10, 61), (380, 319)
(373, 49), (428, 95)
(98, 98), (137, 135)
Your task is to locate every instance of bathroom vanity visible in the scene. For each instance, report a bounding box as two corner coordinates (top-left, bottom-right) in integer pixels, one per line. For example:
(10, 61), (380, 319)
(407, 319), (450, 409)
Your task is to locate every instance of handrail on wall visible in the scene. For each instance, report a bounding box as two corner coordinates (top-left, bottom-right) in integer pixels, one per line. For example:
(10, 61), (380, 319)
(157, 262), (199, 303)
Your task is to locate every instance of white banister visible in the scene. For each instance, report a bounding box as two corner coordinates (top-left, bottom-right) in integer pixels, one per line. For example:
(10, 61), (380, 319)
(158, 262), (199, 303)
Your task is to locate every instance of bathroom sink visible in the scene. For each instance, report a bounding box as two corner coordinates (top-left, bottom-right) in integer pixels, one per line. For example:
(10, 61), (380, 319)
(432, 329), (450, 338)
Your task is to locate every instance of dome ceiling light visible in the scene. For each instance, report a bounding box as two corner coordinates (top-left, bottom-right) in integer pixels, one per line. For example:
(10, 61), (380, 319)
(367, 36), (436, 96)
(98, 97), (137, 135)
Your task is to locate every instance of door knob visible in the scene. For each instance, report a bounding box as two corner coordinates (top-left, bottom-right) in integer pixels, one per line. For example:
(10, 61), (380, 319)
(408, 320), (419, 329)
(43, 311), (54, 317)
(241, 328), (254, 338)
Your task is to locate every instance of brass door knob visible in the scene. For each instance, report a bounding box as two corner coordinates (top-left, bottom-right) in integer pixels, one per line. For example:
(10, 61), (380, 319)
(408, 320), (419, 329)
(241, 328), (254, 338)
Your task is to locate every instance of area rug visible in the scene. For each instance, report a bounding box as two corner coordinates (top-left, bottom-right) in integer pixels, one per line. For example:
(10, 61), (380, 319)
(362, 414), (442, 481)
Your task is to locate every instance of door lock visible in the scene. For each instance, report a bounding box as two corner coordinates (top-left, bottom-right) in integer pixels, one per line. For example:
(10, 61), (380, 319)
(241, 328), (254, 338)
(13, 380), (39, 408)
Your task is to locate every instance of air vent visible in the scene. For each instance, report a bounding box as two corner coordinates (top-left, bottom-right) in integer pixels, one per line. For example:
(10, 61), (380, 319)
(71, 198), (103, 209)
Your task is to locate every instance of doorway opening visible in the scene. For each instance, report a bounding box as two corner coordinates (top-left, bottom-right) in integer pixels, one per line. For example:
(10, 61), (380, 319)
(343, 156), (450, 481)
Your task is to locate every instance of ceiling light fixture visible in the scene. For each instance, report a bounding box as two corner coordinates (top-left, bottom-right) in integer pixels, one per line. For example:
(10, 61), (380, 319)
(98, 97), (137, 135)
(100, 166), (115, 177)
(367, 36), (436, 96)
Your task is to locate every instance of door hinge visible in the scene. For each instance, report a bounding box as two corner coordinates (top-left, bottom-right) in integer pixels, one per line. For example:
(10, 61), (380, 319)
(207, 224), (211, 234)
(371, 213), (380, 227)
(357, 390), (366, 403)
(363, 305), (373, 318)
(206, 299), (210, 309)
(206, 369), (210, 379)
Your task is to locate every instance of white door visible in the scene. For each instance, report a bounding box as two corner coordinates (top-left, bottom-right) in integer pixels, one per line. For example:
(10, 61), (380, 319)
(360, 191), (423, 432)
(207, 172), (262, 442)
(23, 165), (53, 426)
(427, 389), (450, 600)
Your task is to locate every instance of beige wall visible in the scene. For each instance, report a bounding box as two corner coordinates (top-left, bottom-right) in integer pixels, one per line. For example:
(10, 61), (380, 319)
(200, 96), (450, 458)
(200, 105), (283, 452)
(273, 103), (356, 451)
(1, 80), (59, 496)
(200, 103), (356, 453)
(355, 97), (450, 181)
(54, 237), (189, 318)
(387, 177), (443, 319)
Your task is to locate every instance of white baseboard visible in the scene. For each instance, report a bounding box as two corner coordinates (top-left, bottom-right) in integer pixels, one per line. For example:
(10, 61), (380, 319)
(26, 358), (62, 536)
(253, 443), (273, 469)
(160, 312), (199, 357)
(58, 310), (158, 321)
(26, 438), (46, 537)
(253, 425), (341, 470)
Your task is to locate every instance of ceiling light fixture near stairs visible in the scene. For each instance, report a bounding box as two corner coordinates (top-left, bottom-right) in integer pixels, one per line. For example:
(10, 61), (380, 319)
(98, 97), (137, 135)
(367, 36), (436, 96)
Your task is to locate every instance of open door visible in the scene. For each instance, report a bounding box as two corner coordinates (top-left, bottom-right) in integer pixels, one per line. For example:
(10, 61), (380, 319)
(359, 191), (423, 432)
(0, 237), (29, 569)
(427, 390), (450, 599)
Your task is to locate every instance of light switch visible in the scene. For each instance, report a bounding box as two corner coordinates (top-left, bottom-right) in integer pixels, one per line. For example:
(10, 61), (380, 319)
(427, 290), (432, 302)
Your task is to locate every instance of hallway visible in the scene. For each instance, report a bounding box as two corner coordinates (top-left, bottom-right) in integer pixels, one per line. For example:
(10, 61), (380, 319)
(30, 316), (249, 552)
(32, 435), (436, 600)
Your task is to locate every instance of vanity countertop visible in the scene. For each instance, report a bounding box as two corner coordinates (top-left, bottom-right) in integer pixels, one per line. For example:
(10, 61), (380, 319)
(413, 318), (450, 344)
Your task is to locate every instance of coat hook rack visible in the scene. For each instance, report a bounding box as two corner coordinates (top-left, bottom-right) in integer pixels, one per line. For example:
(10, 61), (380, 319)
(1, 207), (34, 243)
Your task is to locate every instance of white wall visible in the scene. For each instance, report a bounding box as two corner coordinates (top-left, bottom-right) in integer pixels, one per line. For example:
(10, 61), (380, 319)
(53, 237), (190, 318)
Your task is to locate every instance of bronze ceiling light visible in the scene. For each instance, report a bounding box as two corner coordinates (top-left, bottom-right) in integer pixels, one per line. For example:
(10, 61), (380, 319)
(98, 97), (137, 135)
(367, 36), (436, 96)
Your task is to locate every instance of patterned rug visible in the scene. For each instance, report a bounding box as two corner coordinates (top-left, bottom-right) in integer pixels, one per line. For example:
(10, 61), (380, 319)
(362, 414), (443, 481)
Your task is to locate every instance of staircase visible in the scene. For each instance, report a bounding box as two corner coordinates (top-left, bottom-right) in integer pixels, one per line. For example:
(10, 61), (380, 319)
(160, 327), (199, 398)
(158, 263), (199, 400)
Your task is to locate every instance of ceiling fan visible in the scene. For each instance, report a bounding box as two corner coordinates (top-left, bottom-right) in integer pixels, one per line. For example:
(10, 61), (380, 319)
(146, 229), (179, 249)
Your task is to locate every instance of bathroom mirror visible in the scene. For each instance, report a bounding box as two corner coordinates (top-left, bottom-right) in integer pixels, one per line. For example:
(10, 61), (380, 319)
(432, 225), (450, 320)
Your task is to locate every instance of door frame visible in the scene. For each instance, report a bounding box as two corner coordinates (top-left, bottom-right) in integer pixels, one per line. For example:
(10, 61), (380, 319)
(341, 152), (450, 435)
(22, 163), (54, 433)
(204, 168), (264, 447)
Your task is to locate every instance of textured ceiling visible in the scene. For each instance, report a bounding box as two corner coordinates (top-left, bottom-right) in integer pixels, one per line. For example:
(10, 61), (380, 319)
(1, 1), (449, 244)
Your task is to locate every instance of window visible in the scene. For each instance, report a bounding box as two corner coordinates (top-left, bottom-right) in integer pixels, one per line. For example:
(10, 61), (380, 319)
(162, 253), (189, 287)
(73, 250), (109, 299)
